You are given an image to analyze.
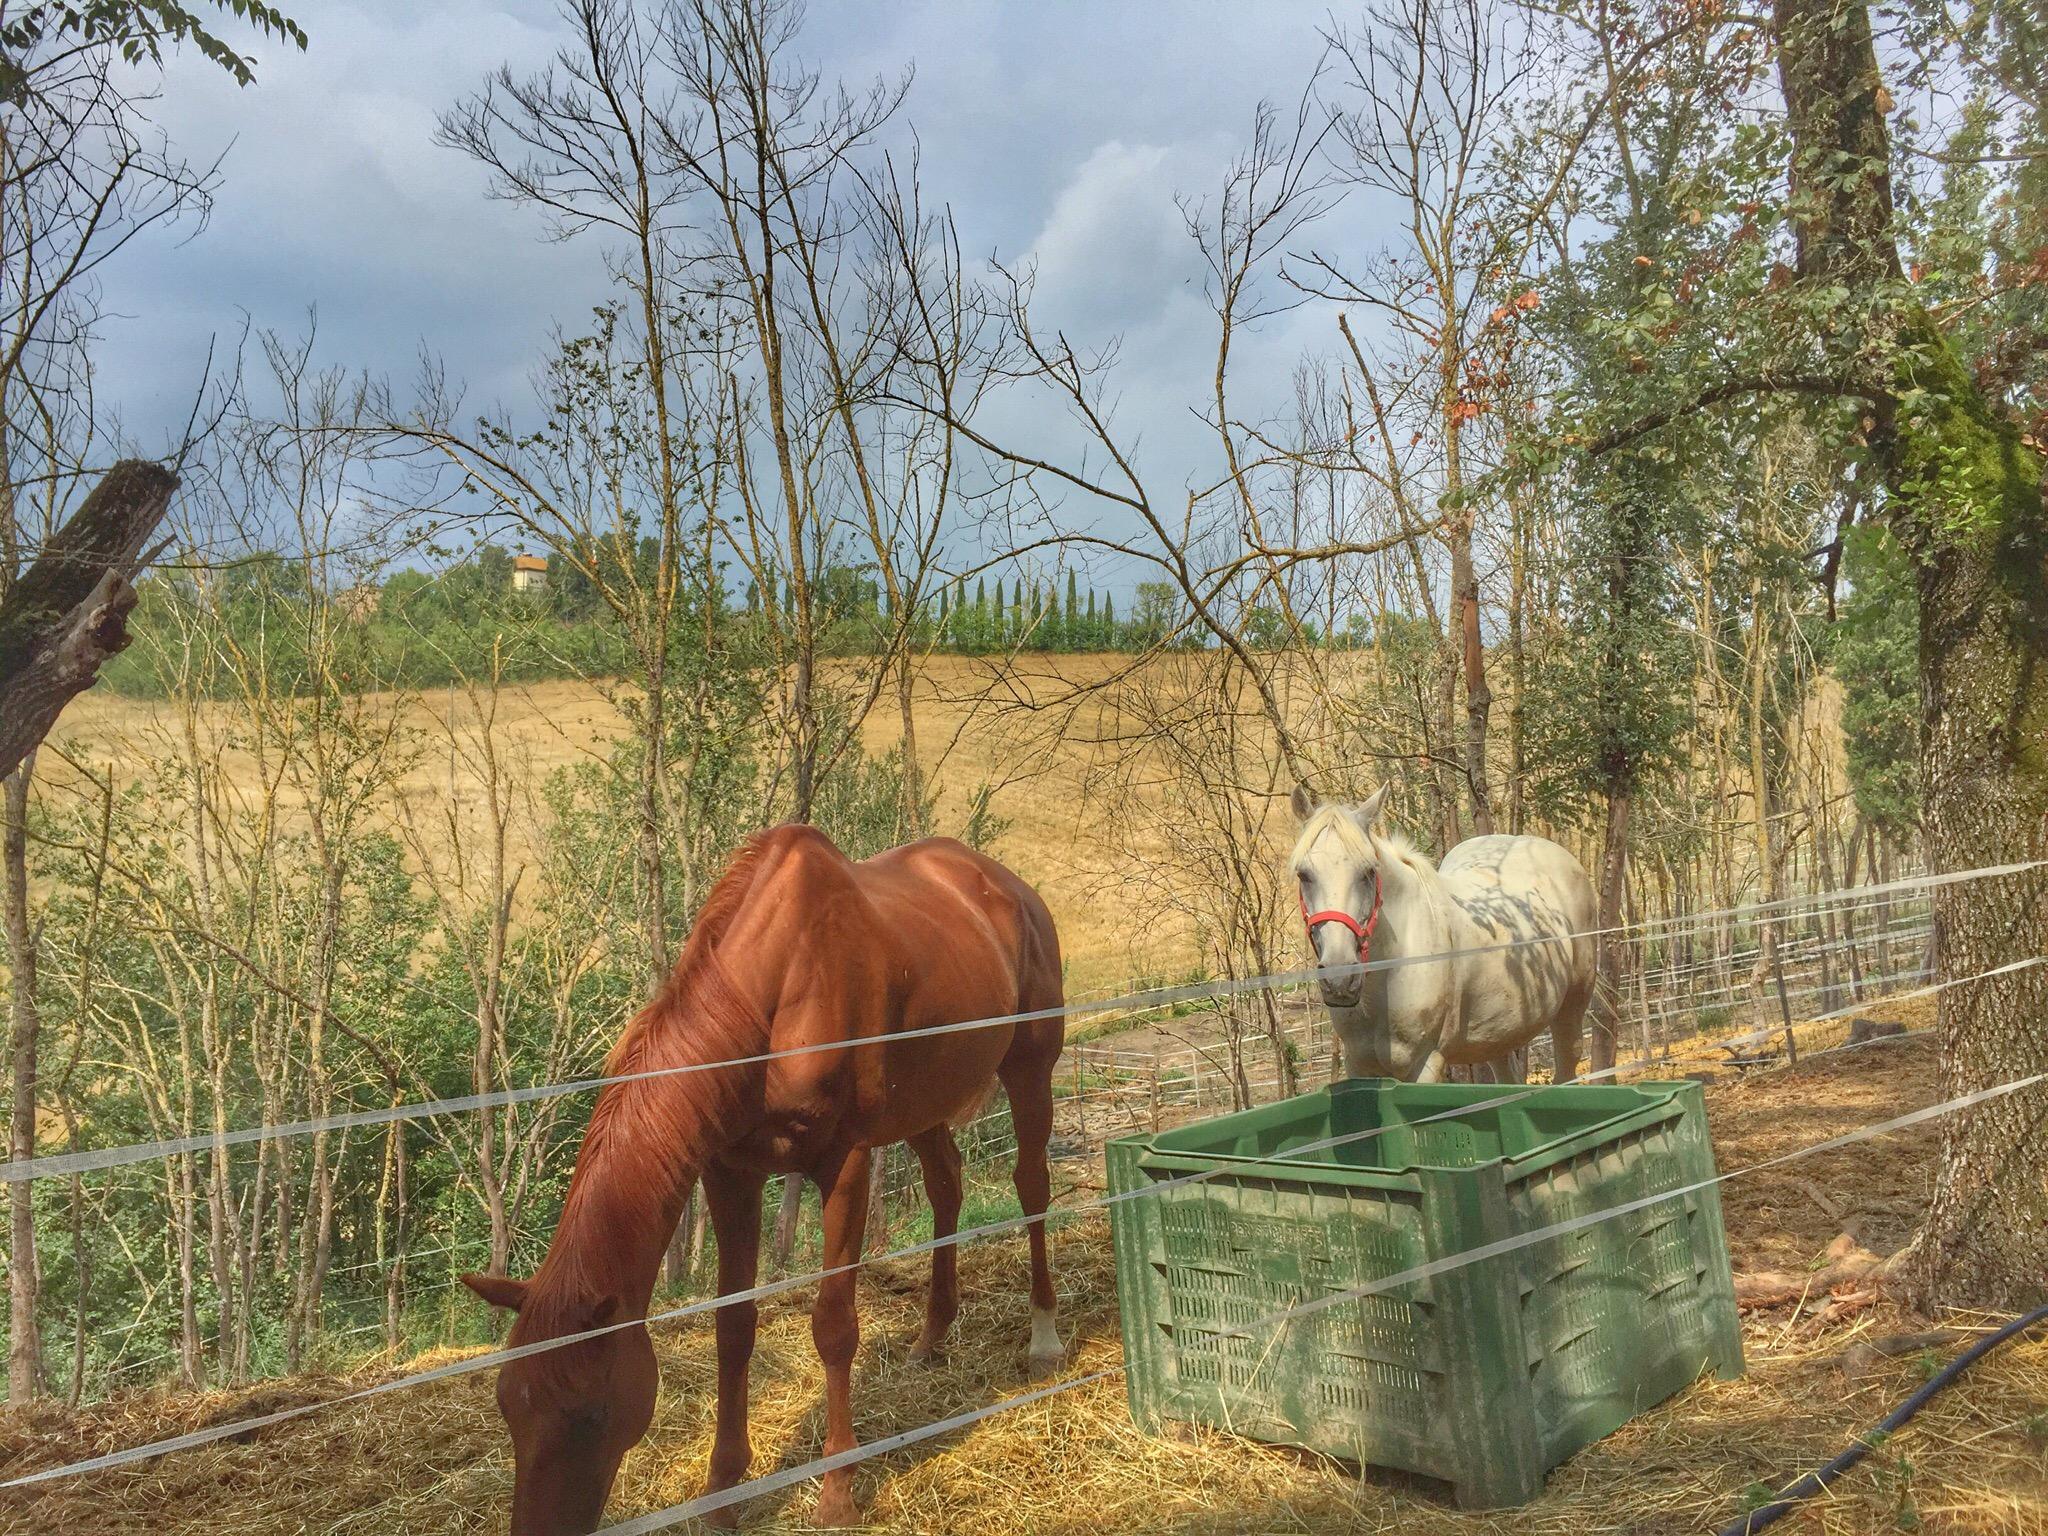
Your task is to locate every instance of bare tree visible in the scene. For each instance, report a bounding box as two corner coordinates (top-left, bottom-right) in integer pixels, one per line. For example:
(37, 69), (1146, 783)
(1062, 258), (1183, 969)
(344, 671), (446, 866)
(1298, 0), (1533, 843)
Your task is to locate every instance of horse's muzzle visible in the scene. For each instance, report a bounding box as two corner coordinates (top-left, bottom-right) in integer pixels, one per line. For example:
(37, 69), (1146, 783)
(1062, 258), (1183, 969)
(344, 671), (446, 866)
(1318, 975), (1361, 1008)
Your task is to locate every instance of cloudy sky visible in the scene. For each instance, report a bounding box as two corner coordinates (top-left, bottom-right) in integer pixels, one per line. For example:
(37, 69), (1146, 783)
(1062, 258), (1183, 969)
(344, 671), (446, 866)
(102, 1), (1397, 582)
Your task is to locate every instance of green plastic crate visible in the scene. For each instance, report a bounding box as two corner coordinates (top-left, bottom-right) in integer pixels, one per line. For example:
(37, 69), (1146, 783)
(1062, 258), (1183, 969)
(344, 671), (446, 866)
(1106, 1077), (1743, 1507)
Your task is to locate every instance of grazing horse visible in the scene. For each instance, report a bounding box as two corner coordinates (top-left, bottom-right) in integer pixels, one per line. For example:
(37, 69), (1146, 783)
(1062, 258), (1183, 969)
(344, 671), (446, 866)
(1288, 785), (1596, 1083)
(461, 824), (1066, 1535)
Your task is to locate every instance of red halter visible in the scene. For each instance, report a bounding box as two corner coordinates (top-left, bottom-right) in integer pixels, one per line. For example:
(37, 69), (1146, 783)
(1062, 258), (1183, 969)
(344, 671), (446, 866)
(1300, 868), (1384, 958)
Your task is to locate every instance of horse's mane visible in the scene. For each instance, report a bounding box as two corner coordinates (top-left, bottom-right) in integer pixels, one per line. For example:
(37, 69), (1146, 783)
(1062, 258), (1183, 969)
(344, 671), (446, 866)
(1376, 827), (1437, 881)
(516, 832), (777, 1350)
(1289, 804), (1435, 880)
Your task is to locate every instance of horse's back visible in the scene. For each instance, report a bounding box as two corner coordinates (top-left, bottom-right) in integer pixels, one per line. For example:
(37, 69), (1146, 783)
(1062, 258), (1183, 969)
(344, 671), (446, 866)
(859, 837), (1059, 979)
(1440, 834), (1597, 939)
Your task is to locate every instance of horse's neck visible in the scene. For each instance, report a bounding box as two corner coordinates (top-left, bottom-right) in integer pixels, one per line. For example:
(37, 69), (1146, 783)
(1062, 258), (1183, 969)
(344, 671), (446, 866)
(1376, 843), (1479, 965)
(1374, 842), (1438, 952)
(532, 951), (768, 1320)
(539, 1120), (692, 1319)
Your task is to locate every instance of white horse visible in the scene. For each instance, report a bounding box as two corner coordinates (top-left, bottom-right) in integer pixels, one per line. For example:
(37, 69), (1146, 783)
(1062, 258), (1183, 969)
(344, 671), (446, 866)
(1288, 784), (1598, 1083)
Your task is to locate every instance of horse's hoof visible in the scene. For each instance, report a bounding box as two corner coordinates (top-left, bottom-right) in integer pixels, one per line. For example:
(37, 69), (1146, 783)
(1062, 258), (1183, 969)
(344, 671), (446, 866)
(702, 1471), (749, 1529)
(812, 1484), (861, 1528)
(1027, 1308), (1065, 1380)
(907, 1335), (947, 1366)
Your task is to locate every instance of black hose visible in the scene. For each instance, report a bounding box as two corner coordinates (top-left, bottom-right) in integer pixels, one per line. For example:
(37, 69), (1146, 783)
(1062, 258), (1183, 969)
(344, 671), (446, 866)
(1718, 1301), (2048, 1535)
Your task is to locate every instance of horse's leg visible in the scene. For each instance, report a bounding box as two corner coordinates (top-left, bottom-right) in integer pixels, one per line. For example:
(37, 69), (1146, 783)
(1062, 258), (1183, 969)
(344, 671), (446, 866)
(1413, 1047), (1450, 1083)
(1000, 1039), (1064, 1377)
(1551, 1006), (1585, 1084)
(701, 1167), (766, 1528)
(1333, 1016), (1379, 1079)
(810, 1145), (872, 1529)
(907, 1125), (962, 1363)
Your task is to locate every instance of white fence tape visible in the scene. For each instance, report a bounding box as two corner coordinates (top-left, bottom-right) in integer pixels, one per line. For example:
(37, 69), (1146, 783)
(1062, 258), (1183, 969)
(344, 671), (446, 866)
(8, 950), (2039, 1495)
(5, 859), (2036, 1187)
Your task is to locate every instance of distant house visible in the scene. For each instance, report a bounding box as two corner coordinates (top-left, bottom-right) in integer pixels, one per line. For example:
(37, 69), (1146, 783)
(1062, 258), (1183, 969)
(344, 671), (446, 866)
(336, 584), (381, 621)
(511, 553), (548, 593)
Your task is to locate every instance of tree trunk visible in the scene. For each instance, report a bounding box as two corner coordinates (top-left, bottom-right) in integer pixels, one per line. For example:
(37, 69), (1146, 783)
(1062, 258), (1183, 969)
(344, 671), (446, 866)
(1505, 483), (1530, 835)
(1449, 513), (1494, 837)
(0, 461), (178, 781)
(895, 656), (925, 838)
(773, 1175), (805, 1271)
(1776, 0), (2048, 1308)
(1589, 787), (1631, 1076)
(173, 1154), (202, 1388)
(383, 1109), (409, 1354)
(863, 1153), (890, 1253)
(638, 664), (671, 988)
(65, 1168), (86, 1407)
(1839, 821), (1866, 1001)
(1745, 593), (1793, 1057)
(4, 760), (43, 1402)
(1433, 656), (1463, 851)
(665, 1181), (697, 1291)
(1814, 815), (1844, 1013)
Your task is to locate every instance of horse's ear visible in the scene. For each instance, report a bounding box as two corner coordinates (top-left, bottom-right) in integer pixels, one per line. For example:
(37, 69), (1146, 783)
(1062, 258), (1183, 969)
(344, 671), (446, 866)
(1290, 783), (1320, 821)
(462, 1271), (530, 1313)
(1353, 784), (1389, 828)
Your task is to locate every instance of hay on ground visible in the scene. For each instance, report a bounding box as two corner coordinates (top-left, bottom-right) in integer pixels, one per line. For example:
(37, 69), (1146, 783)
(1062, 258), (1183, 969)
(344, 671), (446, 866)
(4, 1013), (2045, 1535)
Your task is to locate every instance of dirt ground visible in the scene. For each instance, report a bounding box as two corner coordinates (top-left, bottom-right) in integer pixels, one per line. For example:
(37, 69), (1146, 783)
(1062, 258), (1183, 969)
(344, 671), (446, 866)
(6, 1017), (2045, 1536)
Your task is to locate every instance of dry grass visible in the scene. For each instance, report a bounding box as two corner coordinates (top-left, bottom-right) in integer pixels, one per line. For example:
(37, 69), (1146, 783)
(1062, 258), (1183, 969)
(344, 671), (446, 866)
(6, 1025), (2047, 1535)
(38, 656), (1199, 993)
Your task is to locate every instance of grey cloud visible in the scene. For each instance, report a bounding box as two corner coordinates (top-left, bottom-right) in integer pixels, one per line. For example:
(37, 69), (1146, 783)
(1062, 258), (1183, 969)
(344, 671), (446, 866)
(91, 0), (1380, 572)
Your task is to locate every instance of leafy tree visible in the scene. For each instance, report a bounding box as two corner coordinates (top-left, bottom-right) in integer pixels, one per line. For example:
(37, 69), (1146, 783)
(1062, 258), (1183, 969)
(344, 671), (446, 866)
(1130, 581), (1182, 648)
(0, 2), (304, 94)
(1775, 0), (2048, 1306)
(1833, 527), (1920, 837)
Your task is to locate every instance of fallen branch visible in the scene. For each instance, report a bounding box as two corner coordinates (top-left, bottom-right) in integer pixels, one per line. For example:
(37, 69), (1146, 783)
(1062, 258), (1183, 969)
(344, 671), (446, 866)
(0, 460), (178, 781)
(1734, 1233), (1895, 1310)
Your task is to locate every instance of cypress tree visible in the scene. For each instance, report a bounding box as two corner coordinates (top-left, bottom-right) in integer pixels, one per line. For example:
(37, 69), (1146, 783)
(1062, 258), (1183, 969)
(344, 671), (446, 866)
(1103, 592), (1117, 649)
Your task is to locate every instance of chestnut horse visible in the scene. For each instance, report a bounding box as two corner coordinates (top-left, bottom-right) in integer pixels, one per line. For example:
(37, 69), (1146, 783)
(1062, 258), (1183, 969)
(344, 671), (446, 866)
(461, 824), (1066, 1534)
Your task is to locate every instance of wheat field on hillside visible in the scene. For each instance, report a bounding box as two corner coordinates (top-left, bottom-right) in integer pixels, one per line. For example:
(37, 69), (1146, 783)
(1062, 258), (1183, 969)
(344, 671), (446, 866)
(37, 656), (1213, 993)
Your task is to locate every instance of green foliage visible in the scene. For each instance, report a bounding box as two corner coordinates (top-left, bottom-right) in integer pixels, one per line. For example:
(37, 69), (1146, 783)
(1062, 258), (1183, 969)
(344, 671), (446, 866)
(1521, 451), (1695, 830)
(957, 782), (1011, 852)
(0, 0), (306, 97)
(101, 558), (1208, 700)
(1835, 527), (1922, 834)
(810, 742), (932, 861)
(1514, 71), (1801, 839)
